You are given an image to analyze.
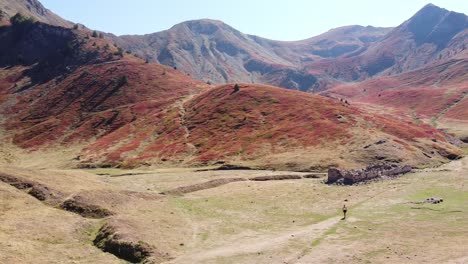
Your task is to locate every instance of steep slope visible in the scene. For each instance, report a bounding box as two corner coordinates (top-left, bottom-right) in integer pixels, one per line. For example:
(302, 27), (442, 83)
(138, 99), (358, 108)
(377, 4), (467, 75)
(0, 0), (71, 27)
(115, 19), (293, 83)
(112, 20), (390, 92)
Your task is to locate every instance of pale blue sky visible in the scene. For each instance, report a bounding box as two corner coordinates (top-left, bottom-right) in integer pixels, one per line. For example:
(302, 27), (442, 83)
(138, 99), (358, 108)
(41, 0), (468, 40)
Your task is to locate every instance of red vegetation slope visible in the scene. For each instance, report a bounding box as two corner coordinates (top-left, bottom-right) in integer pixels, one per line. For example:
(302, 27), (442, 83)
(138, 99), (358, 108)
(323, 57), (468, 123)
(80, 84), (460, 170)
(0, 20), (462, 170)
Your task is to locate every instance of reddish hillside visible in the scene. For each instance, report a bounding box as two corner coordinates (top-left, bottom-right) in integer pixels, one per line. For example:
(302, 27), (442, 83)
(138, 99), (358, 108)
(323, 58), (468, 125)
(0, 20), (207, 157)
(0, 18), (462, 170)
(80, 84), (461, 170)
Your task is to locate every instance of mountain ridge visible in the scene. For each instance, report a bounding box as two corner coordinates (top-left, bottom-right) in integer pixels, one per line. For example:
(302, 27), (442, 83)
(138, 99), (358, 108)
(109, 4), (466, 92)
(111, 20), (391, 91)
(3, 1), (465, 93)
(0, 0), (71, 27)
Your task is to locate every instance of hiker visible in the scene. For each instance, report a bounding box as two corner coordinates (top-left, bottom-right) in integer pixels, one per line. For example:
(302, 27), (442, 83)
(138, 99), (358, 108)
(342, 204), (348, 220)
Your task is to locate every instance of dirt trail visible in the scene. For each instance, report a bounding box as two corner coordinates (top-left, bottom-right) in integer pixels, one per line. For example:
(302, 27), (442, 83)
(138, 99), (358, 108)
(169, 217), (340, 263)
(175, 94), (197, 156)
(432, 91), (468, 125)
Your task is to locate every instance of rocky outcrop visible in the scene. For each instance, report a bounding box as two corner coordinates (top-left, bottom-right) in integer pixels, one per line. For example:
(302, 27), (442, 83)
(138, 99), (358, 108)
(327, 164), (412, 185)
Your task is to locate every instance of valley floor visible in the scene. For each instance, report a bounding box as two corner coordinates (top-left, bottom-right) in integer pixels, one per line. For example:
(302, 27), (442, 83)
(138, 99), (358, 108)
(0, 157), (467, 263)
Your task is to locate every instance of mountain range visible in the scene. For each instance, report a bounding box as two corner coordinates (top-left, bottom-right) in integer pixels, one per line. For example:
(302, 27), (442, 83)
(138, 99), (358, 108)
(110, 4), (467, 92)
(0, 0), (466, 169)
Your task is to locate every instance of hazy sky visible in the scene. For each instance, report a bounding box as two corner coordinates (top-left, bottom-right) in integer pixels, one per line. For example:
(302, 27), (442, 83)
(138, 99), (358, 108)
(41, 0), (468, 40)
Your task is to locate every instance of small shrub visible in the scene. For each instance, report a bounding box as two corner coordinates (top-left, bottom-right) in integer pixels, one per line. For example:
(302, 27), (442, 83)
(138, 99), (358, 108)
(115, 47), (124, 57)
(232, 84), (240, 93)
(10, 13), (35, 25)
(118, 75), (128, 86)
(80, 71), (90, 78)
(98, 33), (104, 38)
(73, 24), (79, 29)
(92, 30), (98, 37)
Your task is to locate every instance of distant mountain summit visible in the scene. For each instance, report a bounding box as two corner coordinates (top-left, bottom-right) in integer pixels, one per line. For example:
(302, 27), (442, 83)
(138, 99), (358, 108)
(405, 3), (467, 47)
(0, 0), (71, 27)
(111, 4), (467, 91)
(112, 20), (390, 91)
(358, 3), (468, 75)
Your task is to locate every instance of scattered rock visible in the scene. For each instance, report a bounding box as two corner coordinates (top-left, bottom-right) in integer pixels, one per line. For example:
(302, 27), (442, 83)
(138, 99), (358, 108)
(364, 139), (387, 149)
(424, 197), (443, 204)
(444, 135), (465, 146)
(436, 149), (462, 160)
(327, 164), (412, 185)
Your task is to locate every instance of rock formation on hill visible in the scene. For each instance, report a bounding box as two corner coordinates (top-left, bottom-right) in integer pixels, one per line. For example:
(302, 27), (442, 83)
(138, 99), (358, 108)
(0, 0), (71, 27)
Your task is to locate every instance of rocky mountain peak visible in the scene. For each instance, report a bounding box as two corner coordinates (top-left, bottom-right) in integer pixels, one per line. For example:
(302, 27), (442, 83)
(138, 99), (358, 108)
(0, 0), (71, 27)
(403, 3), (467, 46)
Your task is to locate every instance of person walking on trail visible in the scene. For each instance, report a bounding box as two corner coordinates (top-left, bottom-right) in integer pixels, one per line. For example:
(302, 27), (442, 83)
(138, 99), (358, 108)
(342, 205), (348, 220)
